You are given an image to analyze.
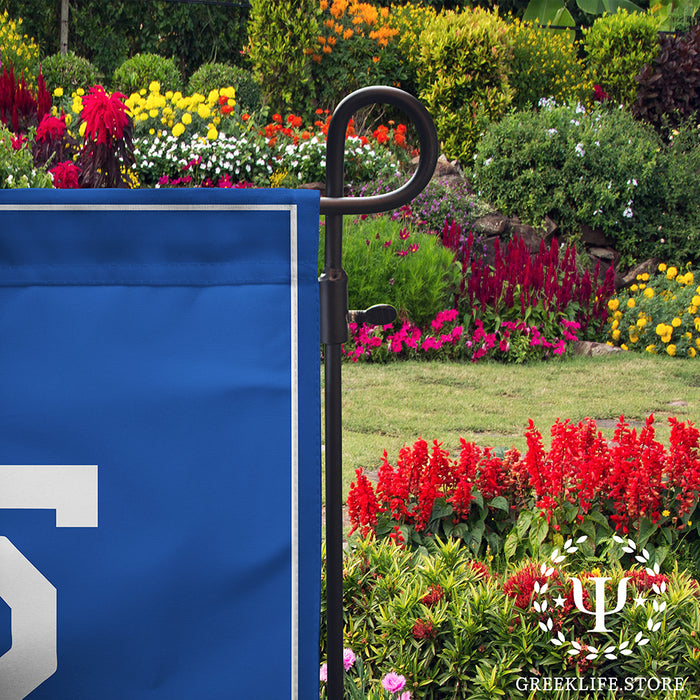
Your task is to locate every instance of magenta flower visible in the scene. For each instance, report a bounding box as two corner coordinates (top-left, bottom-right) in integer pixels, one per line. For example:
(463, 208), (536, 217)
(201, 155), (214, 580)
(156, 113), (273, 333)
(319, 663), (327, 682)
(49, 161), (81, 189)
(80, 85), (129, 145)
(343, 648), (356, 671)
(382, 672), (407, 694)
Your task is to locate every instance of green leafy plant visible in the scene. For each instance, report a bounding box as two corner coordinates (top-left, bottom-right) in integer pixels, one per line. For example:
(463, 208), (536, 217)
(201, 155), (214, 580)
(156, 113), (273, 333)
(507, 20), (592, 110)
(111, 53), (183, 96)
(471, 100), (662, 262)
(332, 216), (460, 328)
(39, 51), (102, 95)
(245, 0), (318, 117)
(605, 263), (700, 357)
(0, 123), (51, 187)
(416, 7), (514, 165)
(186, 62), (261, 114)
(582, 9), (661, 106)
(321, 536), (700, 699)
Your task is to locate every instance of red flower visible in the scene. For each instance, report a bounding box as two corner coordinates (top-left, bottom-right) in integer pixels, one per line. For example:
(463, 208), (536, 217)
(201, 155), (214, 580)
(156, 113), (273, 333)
(49, 161), (81, 189)
(412, 618), (436, 640)
(36, 114), (67, 143)
(347, 468), (380, 537)
(80, 85), (130, 144)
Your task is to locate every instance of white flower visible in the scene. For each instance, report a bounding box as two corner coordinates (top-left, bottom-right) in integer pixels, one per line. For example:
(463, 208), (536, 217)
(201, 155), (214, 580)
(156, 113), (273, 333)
(575, 143), (585, 157)
(547, 128), (558, 137)
(483, 157), (493, 167)
(623, 207), (633, 218)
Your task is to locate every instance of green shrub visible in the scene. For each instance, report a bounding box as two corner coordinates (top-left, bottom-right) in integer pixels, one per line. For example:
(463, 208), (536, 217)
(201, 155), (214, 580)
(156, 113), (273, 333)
(321, 537), (700, 699)
(416, 8), (513, 165)
(111, 53), (182, 96)
(40, 51), (102, 94)
(471, 101), (663, 262)
(633, 23), (700, 133)
(0, 124), (51, 187)
(325, 216), (459, 328)
(0, 9), (39, 84)
(582, 9), (660, 105)
(246, 0), (317, 117)
(388, 2), (437, 97)
(507, 19), (592, 109)
(309, 0), (409, 112)
(186, 62), (261, 113)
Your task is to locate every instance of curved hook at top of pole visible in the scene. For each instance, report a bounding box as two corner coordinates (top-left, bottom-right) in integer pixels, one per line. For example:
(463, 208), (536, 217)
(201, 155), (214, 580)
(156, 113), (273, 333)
(319, 86), (439, 216)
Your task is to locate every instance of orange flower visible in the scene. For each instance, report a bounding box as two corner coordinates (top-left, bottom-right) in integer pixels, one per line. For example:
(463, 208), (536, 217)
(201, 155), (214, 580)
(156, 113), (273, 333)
(322, 45), (332, 53)
(330, 0), (348, 18)
(320, 0), (328, 9)
(241, 113), (250, 121)
(343, 28), (354, 39)
(327, 35), (337, 46)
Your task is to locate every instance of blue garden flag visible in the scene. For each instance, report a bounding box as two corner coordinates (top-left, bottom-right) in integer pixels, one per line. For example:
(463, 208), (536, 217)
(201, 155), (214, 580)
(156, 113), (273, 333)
(0, 188), (321, 699)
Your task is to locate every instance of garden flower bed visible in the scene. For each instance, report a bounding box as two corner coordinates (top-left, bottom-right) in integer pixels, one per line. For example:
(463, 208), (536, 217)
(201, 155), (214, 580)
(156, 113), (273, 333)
(326, 414), (700, 698)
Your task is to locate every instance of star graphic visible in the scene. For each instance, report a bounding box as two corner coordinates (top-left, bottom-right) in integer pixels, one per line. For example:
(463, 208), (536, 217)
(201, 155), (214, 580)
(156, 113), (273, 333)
(634, 595), (647, 607)
(553, 594), (567, 607)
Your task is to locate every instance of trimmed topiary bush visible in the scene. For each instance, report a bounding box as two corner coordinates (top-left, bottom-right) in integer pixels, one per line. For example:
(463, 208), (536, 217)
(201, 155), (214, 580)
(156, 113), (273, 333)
(40, 51), (102, 94)
(416, 8), (513, 165)
(186, 62), (261, 113)
(111, 53), (182, 96)
(582, 9), (660, 106)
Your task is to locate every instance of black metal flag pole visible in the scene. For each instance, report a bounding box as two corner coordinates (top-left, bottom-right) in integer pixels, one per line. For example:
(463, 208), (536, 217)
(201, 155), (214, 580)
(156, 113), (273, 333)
(319, 86), (438, 700)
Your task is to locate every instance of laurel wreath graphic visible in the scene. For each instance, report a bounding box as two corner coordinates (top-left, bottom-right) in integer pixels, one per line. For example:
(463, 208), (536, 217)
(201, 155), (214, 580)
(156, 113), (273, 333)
(533, 535), (666, 660)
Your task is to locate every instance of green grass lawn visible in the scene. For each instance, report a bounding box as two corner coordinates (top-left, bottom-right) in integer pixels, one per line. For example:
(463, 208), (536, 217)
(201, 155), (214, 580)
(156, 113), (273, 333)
(323, 353), (700, 499)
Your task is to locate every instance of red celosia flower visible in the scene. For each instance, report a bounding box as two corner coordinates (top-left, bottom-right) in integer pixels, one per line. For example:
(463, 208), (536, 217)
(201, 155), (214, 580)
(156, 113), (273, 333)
(49, 161), (81, 189)
(36, 114), (67, 143)
(80, 85), (130, 145)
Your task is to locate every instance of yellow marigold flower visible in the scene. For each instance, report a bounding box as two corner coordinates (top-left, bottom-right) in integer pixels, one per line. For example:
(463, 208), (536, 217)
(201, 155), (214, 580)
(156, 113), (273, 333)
(79, 121), (87, 137)
(612, 319), (619, 330)
(690, 305), (698, 315)
(629, 334), (639, 343)
(172, 122), (185, 137)
(693, 295), (700, 306)
(658, 263), (667, 272)
(646, 344), (657, 354)
(149, 80), (161, 93)
(644, 287), (654, 299)
(206, 125), (218, 140)
(207, 89), (219, 104)
(627, 298), (635, 308)
(672, 317), (682, 327)
(197, 104), (211, 119)
(612, 329), (621, 341)
(655, 323), (667, 336)
(149, 108), (158, 118)
(662, 509), (670, 517)
(182, 112), (192, 125)
(639, 283), (646, 290)
(636, 318), (647, 328)
(76, 88), (85, 96)
(641, 272), (650, 281)
(690, 347), (697, 357)
(614, 310), (623, 320)
(685, 271), (694, 284)
(53, 86), (63, 97)
(621, 343), (628, 350)
(667, 266), (678, 279)
(631, 284), (638, 291)
(667, 344), (676, 356)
